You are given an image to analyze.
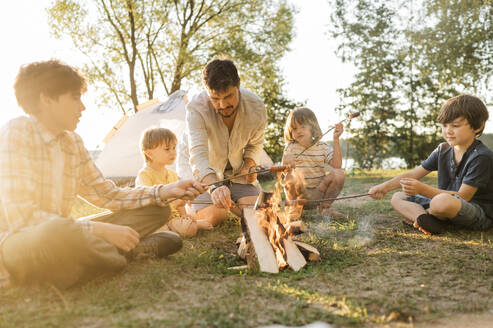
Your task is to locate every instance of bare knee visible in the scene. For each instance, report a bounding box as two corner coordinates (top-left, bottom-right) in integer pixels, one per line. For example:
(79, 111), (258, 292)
(333, 169), (345, 188)
(197, 206), (228, 227)
(429, 193), (456, 217)
(391, 192), (407, 208)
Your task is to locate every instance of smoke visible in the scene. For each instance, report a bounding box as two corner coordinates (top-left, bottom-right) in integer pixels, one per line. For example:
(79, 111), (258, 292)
(306, 213), (374, 248)
(348, 214), (374, 247)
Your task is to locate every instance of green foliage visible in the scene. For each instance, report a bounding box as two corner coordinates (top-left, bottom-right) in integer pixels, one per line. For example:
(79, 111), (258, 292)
(331, 0), (492, 169)
(47, 0), (298, 161)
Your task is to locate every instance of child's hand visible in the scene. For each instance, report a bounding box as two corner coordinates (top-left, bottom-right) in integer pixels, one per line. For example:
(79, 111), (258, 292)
(333, 123), (344, 140)
(399, 178), (423, 196)
(369, 184), (386, 199)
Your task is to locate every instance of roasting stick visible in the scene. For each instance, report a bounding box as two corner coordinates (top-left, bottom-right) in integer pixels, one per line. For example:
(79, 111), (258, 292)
(164, 165), (291, 205)
(210, 165), (290, 186)
(295, 112), (360, 159)
(188, 193), (370, 207)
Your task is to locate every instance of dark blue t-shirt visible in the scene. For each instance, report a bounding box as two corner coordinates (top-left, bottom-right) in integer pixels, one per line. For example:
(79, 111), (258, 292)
(421, 140), (493, 220)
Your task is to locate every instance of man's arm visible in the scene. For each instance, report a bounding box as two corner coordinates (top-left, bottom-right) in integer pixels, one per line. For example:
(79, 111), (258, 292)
(242, 105), (266, 166)
(186, 104), (216, 182)
(400, 180), (477, 201)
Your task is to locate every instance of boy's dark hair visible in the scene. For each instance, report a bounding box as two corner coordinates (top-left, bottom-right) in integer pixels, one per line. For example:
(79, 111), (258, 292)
(14, 59), (87, 116)
(437, 94), (489, 136)
(202, 58), (240, 92)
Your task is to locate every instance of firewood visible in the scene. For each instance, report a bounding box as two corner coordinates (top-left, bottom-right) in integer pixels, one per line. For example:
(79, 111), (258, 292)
(294, 241), (320, 261)
(285, 220), (307, 235)
(237, 235), (247, 260)
(243, 208), (279, 273)
(283, 236), (306, 271)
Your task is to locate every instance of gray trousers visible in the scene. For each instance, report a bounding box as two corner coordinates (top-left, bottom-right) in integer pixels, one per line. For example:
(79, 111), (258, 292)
(1, 205), (169, 289)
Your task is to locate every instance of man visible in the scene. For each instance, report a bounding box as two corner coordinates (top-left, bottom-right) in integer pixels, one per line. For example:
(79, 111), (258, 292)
(0, 60), (206, 289)
(185, 58), (267, 226)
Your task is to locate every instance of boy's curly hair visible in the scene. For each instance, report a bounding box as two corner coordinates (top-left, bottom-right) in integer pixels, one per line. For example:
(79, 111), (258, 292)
(140, 127), (177, 163)
(438, 95), (489, 137)
(284, 107), (323, 144)
(14, 59), (87, 115)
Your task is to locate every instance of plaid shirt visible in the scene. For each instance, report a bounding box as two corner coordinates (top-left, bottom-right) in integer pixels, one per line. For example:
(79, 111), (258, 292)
(0, 116), (166, 288)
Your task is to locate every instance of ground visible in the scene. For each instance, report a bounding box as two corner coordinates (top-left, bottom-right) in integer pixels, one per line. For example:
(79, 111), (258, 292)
(1, 170), (492, 327)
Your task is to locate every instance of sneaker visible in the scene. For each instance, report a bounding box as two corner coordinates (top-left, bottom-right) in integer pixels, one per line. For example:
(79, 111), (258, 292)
(130, 231), (182, 260)
(416, 214), (450, 234)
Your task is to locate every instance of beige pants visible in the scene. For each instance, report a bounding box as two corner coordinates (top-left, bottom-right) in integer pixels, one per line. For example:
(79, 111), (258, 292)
(1, 206), (169, 289)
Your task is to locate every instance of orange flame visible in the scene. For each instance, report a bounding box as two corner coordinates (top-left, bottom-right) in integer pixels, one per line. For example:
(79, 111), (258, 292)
(256, 169), (306, 269)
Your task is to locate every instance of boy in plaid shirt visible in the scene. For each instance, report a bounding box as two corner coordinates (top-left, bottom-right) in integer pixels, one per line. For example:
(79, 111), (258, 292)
(0, 60), (206, 289)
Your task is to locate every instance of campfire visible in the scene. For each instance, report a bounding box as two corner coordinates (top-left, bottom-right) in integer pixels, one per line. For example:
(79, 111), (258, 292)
(237, 180), (320, 273)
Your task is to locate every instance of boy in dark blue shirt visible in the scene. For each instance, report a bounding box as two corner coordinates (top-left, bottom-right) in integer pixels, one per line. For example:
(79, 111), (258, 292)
(369, 95), (493, 234)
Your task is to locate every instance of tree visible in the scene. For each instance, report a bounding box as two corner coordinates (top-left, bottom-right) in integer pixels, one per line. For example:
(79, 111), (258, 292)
(331, 0), (492, 169)
(47, 0), (297, 160)
(331, 0), (403, 169)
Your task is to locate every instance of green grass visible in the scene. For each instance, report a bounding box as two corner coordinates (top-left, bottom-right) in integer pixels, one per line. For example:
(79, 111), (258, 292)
(1, 169), (493, 327)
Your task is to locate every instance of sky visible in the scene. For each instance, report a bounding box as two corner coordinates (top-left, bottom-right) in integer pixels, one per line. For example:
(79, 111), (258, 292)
(0, 1), (490, 150)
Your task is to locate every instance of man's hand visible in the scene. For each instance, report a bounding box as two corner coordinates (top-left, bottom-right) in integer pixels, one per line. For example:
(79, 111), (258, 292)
(92, 222), (140, 252)
(240, 158), (257, 184)
(399, 178), (423, 196)
(211, 185), (233, 211)
(159, 179), (207, 201)
(369, 184), (387, 199)
(333, 123), (344, 140)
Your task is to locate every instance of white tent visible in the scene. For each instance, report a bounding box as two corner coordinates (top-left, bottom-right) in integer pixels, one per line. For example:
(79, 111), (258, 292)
(95, 90), (273, 179)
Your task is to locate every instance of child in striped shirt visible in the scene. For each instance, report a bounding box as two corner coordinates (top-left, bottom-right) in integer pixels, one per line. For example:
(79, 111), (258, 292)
(282, 107), (345, 219)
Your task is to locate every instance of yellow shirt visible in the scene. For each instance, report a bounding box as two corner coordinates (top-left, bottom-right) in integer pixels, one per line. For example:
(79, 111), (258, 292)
(135, 166), (180, 218)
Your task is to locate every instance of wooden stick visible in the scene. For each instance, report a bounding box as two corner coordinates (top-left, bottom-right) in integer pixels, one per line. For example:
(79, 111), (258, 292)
(187, 193), (369, 207)
(164, 165), (290, 205)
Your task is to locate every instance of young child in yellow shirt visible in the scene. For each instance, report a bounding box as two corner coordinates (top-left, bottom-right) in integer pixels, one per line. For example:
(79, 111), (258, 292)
(136, 128), (212, 237)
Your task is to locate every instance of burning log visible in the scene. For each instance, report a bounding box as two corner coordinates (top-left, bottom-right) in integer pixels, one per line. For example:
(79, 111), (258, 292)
(285, 220), (307, 235)
(294, 241), (320, 261)
(242, 208), (279, 273)
(236, 176), (321, 273)
(283, 237), (307, 271)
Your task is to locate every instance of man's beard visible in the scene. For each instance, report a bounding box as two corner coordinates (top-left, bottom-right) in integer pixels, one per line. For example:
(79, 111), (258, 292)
(218, 105), (237, 118)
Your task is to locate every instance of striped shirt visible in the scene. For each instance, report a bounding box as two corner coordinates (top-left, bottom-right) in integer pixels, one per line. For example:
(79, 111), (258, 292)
(283, 141), (334, 189)
(0, 116), (166, 288)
